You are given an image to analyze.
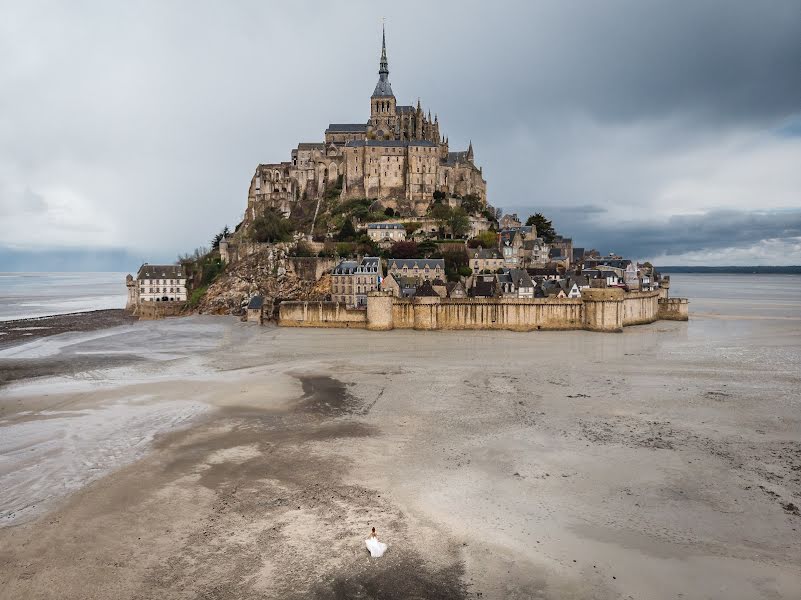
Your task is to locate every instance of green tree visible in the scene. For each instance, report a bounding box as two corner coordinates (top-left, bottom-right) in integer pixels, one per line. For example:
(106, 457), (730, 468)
(252, 209), (294, 243)
(467, 230), (498, 249)
(447, 207), (470, 239)
(417, 240), (440, 258)
(292, 241), (315, 257)
(210, 225), (230, 250)
(337, 218), (357, 242)
(525, 213), (556, 243)
(430, 203), (451, 222)
(430, 203), (452, 238)
(336, 242), (355, 257)
(389, 240), (418, 259)
(460, 194), (482, 215)
(442, 247), (469, 282)
(403, 222), (422, 236)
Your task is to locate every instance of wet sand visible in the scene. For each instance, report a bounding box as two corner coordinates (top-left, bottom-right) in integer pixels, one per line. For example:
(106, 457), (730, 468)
(0, 276), (800, 599)
(0, 309), (136, 349)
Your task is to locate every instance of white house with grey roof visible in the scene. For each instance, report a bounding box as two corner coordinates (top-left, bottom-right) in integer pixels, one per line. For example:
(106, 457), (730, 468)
(367, 222), (406, 242)
(134, 264), (187, 303)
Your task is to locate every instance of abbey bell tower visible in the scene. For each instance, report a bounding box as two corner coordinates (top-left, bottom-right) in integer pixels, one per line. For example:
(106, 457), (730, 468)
(369, 25), (397, 139)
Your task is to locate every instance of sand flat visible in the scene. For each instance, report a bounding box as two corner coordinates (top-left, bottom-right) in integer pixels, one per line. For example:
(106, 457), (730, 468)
(0, 275), (800, 599)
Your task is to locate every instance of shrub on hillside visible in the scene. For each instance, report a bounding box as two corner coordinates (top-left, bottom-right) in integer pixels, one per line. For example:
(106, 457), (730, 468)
(251, 209), (294, 243)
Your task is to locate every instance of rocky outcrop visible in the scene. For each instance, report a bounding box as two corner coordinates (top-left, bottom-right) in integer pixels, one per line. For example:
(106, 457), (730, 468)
(196, 245), (331, 318)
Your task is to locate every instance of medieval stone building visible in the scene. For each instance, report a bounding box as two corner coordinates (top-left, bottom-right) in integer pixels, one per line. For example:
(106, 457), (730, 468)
(246, 27), (487, 222)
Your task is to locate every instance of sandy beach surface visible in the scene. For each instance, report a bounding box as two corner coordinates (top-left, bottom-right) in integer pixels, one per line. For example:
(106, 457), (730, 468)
(0, 274), (799, 599)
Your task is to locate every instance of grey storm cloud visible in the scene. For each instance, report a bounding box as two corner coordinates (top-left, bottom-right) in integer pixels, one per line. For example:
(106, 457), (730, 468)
(1, 0), (800, 269)
(534, 208), (801, 260)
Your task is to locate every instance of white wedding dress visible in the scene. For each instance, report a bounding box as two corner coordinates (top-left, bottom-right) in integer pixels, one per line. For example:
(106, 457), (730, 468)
(365, 536), (387, 557)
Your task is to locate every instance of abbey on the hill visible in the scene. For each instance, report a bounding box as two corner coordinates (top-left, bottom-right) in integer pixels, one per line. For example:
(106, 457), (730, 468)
(246, 27), (487, 220)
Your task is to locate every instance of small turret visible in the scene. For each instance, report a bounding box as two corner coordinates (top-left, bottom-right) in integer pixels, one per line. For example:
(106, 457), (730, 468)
(467, 140), (474, 162)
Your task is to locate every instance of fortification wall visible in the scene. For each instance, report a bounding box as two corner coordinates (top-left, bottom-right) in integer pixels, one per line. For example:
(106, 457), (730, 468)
(279, 301), (366, 328)
(658, 298), (689, 321)
(623, 291), (660, 326)
(135, 301), (184, 320)
(278, 291), (688, 332)
(409, 298), (584, 331)
(392, 299), (415, 329)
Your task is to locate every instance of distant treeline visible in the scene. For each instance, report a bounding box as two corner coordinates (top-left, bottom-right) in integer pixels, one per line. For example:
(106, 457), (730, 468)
(658, 266), (801, 274)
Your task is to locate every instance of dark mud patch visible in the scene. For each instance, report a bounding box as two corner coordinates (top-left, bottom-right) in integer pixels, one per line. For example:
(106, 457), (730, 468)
(0, 309), (137, 349)
(159, 414), (376, 490)
(313, 551), (467, 600)
(0, 354), (144, 388)
(297, 374), (360, 415)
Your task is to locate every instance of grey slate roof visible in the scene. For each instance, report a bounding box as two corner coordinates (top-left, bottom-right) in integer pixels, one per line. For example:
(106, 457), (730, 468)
(471, 277), (497, 298)
(297, 143), (325, 150)
(333, 256), (380, 275)
(360, 257), (380, 271)
(472, 249), (502, 260)
(446, 151), (469, 164)
(396, 105), (415, 114)
(136, 264), (184, 280)
(567, 275), (589, 288)
(247, 296), (264, 310)
(332, 260), (358, 275)
(372, 79), (394, 97)
(509, 269), (534, 289)
(326, 123), (368, 133)
(415, 280), (439, 297)
(345, 139), (437, 148)
(367, 223), (405, 230)
(387, 258), (445, 271)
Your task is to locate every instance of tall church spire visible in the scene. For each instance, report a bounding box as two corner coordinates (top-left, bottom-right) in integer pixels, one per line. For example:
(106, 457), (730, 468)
(379, 23), (388, 77)
(372, 24), (394, 97)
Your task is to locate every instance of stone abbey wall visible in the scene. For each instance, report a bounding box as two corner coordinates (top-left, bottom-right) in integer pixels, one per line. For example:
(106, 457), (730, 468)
(279, 289), (687, 332)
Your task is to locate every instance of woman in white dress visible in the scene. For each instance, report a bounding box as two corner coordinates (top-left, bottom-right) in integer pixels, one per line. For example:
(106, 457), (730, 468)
(365, 527), (387, 557)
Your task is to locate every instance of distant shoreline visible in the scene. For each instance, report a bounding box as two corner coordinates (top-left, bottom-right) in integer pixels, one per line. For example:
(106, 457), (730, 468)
(659, 266), (801, 274)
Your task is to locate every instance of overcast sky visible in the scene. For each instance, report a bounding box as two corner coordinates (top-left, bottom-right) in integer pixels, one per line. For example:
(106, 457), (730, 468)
(1, 0), (800, 270)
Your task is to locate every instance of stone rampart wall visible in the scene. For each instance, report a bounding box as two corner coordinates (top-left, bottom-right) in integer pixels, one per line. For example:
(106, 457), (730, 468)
(279, 301), (366, 328)
(279, 292), (688, 332)
(657, 298), (689, 321)
(135, 301), (184, 320)
(393, 298), (584, 331)
(623, 291), (660, 326)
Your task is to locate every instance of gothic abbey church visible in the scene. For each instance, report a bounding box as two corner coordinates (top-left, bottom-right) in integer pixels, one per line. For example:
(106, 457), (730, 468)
(246, 27), (487, 221)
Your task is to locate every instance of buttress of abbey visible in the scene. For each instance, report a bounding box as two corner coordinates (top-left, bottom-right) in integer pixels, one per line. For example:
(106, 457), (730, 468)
(247, 27), (487, 221)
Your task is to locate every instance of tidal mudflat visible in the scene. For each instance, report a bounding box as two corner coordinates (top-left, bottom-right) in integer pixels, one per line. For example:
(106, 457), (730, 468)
(0, 275), (799, 599)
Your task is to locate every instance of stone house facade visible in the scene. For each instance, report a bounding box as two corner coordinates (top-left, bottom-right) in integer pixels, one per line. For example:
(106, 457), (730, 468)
(331, 257), (381, 308)
(386, 258), (445, 282)
(367, 222), (406, 242)
(133, 264), (187, 303)
(470, 248), (504, 273)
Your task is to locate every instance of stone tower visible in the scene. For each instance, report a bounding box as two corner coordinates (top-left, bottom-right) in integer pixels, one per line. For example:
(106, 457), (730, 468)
(369, 25), (397, 139)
